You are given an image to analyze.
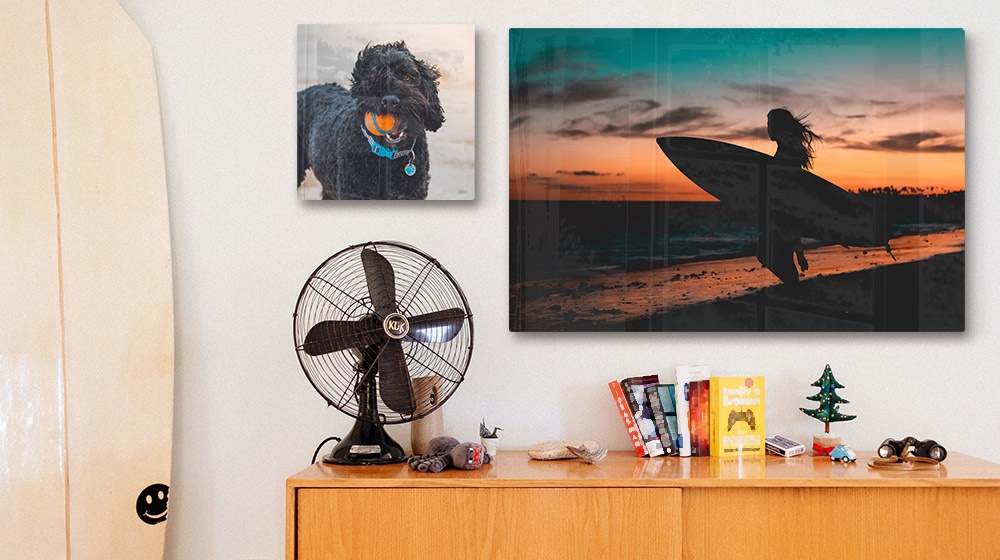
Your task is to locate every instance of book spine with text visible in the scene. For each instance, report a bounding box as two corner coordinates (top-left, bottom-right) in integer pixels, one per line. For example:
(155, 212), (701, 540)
(690, 379), (710, 456)
(646, 385), (677, 455)
(656, 384), (681, 453)
(621, 376), (665, 457)
(609, 380), (647, 457)
(674, 365), (711, 458)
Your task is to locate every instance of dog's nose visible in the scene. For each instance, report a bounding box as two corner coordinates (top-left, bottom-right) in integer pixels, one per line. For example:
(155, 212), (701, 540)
(380, 95), (400, 113)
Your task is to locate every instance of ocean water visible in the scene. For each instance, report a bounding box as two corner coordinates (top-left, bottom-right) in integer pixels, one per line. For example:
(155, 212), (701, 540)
(511, 201), (753, 283)
(510, 196), (963, 284)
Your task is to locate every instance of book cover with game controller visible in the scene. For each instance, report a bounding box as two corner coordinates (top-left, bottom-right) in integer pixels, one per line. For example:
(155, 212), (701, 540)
(709, 376), (766, 456)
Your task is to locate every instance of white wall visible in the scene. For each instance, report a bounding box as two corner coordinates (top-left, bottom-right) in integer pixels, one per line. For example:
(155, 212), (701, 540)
(113, 1), (998, 558)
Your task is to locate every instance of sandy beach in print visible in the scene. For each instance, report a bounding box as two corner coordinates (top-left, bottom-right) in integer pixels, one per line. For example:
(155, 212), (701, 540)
(512, 229), (964, 331)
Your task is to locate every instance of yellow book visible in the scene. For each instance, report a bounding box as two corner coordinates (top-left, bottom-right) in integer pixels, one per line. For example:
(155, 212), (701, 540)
(709, 376), (765, 456)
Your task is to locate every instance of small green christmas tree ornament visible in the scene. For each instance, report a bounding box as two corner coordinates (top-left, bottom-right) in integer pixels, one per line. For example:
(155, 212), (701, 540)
(801, 364), (856, 455)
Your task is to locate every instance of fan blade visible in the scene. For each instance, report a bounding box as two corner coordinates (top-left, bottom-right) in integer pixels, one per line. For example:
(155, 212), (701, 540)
(407, 308), (466, 343)
(378, 339), (415, 415)
(302, 317), (383, 356)
(361, 248), (396, 317)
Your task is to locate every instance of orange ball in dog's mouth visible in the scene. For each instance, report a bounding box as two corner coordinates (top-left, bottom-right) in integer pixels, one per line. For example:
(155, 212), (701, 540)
(365, 112), (397, 137)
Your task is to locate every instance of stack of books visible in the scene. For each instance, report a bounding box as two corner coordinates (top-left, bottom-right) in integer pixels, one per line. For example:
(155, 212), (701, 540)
(608, 375), (674, 457)
(609, 367), (766, 457)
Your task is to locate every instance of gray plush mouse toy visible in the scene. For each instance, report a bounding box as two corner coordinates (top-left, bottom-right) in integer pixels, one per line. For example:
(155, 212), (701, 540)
(407, 436), (493, 473)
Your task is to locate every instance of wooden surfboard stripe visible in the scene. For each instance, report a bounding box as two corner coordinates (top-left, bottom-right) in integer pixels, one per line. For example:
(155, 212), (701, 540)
(0, 3), (68, 557)
(46, 1), (73, 551)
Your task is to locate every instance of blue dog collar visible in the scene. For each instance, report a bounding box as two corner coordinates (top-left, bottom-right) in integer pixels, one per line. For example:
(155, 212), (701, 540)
(361, 126), (416, 161)
(361, 126), (417, 176)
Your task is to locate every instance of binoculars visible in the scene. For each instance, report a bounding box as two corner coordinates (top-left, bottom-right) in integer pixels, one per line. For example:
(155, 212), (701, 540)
(877, 437), (947, 462)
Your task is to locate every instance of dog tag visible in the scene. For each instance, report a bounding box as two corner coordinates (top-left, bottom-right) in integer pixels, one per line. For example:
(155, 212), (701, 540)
(404, 163), (416, 176)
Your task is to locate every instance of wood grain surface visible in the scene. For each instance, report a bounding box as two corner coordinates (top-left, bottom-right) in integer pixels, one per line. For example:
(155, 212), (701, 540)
(289, 450), (1000, 488)
(295, 487), (681, 560)
(288, 451), (1000, 559)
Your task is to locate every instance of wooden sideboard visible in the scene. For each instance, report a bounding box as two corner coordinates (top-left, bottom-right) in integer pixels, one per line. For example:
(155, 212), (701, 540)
(287, 451), (1000, 559)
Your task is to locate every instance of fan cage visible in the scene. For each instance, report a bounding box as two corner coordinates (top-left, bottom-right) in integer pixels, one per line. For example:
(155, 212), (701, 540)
(293, 241), (474, 424)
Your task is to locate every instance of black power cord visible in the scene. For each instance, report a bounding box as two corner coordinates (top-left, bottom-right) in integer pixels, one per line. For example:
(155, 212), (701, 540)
(311, 436), (342, 464)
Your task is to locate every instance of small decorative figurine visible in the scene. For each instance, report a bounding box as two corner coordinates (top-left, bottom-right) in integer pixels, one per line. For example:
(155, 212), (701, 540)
(800, 364), (856, 455)
(480, 419), (502, 439)
(479, 419), (502, 456)
(829, 444), (858, 463)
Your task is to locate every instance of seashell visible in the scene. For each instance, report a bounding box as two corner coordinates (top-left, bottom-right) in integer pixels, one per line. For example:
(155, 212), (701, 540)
(565, 443), (608, 464)
(527, 440), (601, 460)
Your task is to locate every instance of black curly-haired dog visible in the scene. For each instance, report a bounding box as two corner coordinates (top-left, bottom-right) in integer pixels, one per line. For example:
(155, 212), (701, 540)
(298, 41), (445, 200)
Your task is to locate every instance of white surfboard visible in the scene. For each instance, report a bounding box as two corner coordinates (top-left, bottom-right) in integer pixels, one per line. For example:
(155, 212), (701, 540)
(0, 1), (174, 558)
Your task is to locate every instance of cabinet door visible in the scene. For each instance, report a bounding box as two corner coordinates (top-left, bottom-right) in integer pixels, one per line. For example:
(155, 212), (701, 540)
(294, 487), (681, 560)
(682, 487), (1000, 558)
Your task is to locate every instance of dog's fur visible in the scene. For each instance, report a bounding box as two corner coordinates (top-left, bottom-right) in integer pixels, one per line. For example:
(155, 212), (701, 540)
(298, 42), (444, 200)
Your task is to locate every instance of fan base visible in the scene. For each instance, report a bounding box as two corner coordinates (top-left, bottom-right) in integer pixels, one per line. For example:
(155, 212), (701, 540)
(322, 418), (408, 466)
(322, 448), (408, 466)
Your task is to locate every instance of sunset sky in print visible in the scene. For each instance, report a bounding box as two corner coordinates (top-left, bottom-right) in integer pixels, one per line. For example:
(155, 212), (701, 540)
(510, 29), (965, 201)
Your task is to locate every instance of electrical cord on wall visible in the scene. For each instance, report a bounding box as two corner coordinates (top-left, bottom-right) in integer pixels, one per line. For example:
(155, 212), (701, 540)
(312, 436), (342, 464)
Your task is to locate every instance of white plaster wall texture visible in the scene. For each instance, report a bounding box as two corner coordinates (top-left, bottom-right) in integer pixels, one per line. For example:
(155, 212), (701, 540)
(113, 1), (997, 558)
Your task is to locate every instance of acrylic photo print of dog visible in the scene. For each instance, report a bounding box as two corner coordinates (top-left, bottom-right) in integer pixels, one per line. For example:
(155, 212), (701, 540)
(297, 24), (475, 200)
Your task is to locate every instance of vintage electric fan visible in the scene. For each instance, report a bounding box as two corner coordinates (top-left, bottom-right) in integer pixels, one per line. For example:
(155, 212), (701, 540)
(293, 241), (473, 465)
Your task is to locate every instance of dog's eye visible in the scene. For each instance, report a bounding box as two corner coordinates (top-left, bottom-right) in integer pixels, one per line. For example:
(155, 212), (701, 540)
(402, 74), (412, 82)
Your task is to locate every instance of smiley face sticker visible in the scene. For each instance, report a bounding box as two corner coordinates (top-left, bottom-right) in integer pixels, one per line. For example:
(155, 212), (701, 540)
(136, 483), (169, 525)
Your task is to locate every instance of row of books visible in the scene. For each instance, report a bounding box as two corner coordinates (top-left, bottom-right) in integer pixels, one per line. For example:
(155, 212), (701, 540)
(609, 366), (766, 457)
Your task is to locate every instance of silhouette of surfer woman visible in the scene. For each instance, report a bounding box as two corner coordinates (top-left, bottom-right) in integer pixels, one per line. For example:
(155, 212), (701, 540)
(759, 108), (823, 282)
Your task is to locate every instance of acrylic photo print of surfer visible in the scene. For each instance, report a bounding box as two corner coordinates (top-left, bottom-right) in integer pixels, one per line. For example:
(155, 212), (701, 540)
(509, 29), (964, 332)
(297, 24), (475, 200)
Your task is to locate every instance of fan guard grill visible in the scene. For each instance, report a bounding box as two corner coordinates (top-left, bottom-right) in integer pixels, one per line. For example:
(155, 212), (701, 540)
(293, 241), (473, 424)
